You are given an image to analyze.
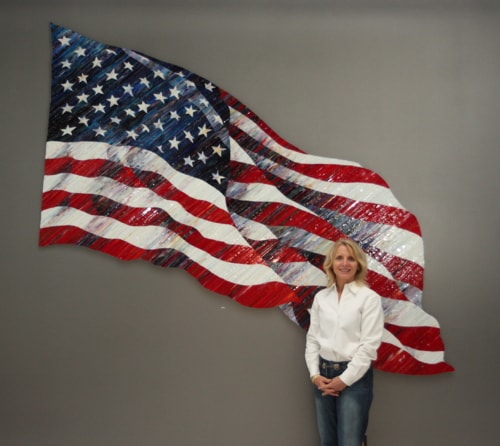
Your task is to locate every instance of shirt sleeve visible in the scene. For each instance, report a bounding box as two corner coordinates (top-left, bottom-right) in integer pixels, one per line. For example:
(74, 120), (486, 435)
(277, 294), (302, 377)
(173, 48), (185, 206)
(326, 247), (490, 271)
(304, 295), (321, 378)
(340, 290), (384, 386)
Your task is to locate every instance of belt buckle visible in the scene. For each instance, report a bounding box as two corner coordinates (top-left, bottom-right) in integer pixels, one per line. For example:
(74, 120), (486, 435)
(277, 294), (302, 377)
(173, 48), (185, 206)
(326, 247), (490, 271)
(333, 364), (340, 371)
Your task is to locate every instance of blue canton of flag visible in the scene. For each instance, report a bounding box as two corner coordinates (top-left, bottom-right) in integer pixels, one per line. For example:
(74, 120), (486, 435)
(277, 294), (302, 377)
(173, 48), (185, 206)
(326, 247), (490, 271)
(48, 25), (230, 192)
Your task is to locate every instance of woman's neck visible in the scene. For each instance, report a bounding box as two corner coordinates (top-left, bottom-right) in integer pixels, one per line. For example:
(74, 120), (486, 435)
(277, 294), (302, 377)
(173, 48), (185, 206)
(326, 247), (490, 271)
(336, 281), (345, 298)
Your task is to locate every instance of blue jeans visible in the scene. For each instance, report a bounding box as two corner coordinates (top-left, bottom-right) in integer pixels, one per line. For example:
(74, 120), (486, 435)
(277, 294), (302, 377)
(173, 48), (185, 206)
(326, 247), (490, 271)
(314, 357), (373, 446)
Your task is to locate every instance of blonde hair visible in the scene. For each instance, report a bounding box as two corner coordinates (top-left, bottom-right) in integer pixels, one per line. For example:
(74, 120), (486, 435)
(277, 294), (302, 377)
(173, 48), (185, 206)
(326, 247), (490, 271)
(323, 239), (368, 287)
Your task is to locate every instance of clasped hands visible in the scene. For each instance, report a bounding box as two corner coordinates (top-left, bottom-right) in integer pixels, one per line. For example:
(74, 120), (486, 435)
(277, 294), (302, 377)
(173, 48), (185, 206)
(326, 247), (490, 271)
(312, 375), (347, 397)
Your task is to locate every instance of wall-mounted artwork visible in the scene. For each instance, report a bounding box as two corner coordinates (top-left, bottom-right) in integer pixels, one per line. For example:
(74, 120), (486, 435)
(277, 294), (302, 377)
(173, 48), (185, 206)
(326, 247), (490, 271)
(40, 24), (453, 375)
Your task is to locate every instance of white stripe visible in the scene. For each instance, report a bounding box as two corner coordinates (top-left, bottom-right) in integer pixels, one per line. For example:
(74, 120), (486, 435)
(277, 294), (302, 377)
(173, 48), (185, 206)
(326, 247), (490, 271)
(43, 172), (246, 246)
(274, 228), (419, 291)
(381, 297), (439, 328)
(382, 330), (445, 365)
(227, 180), (315, 216)
(227, 140), (424, 267)
(40, 206), (287, 287)
(45, 141), (228, 212)
(230, 213), (277, 241)
(227, 217), (420, 293)
(226, 212), (412, 290)
(229, 135), (423, 266)
(226, 213), (327, 286)
(256, 156), (401, 208)
(363, 225), (424, 267)
(230, 108), (403, 208)
(229, 132), (370, 200)
(229, 140), (314, 215)
(270, 261), (326, 287)
(230, 107), (360, 167)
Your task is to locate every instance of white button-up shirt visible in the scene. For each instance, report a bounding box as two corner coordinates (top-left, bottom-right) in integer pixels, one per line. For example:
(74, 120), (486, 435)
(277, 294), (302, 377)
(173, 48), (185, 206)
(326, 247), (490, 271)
(305, 281), (384, 386)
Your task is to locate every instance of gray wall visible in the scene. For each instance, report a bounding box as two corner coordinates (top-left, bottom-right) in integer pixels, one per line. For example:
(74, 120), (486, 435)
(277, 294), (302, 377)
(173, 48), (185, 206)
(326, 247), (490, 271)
(1, 1), (499, 445)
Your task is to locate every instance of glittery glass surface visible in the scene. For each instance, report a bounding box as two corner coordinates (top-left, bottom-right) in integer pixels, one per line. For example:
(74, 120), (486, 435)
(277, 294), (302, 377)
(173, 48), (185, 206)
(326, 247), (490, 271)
(40, 24), (453, 375)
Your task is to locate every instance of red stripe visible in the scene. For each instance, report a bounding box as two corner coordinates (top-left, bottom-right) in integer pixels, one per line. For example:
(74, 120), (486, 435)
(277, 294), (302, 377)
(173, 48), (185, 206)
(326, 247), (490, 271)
(318, 195), (421, 236)
(228, 188), (421, 292)
(375, 342), (454, 374)
(223, 91), (305, 154)
(367, 271), (410, 301)
(41, 190), (268, 265)
(229, 155), (423, 289)
(230, 159), (421, 236)
(230, 162), (274, 185)
(384, 323), (445, 352)
(246, 239), (313, 264)
(39, 226), (300, 307)
(365, 247), (424, 290)
(228, 122), (388, 187)
(44, 157), (233, 225)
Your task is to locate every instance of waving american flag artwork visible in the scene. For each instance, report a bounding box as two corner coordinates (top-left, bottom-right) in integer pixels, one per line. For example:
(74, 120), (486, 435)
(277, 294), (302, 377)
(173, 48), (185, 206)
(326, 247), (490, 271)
(40, 24), (453, 375)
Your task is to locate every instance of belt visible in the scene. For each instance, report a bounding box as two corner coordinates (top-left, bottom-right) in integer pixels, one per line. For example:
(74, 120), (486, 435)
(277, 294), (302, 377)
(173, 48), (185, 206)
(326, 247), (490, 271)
(320, 357), (349, 371)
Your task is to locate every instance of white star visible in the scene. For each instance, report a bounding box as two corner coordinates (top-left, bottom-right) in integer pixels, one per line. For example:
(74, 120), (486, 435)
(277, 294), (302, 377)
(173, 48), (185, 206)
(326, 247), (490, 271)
(78, 116), (90, 126)
(61, 60), (71, 69)
(186, 80), (196, 88)
(183, 131), (194, 143)
(212, 171), (225, 184)
(106, 49), (117, 55)
(107, 95), (119, 107)
(61, 80), (74, 91)
(62, 125), (75, 135)
(126, 130), (138, 140)
(185, 106), (196, 117)
(198, 124), (211, 137)
(213, 115), (223, 125)
(123, 84), (134, 96)
(140, 77), (151, 88)
(106, 69), (119, 81)
(137, 101), (149, 113)
(153, 119), (164, 131)
(170, 111), (180, 121)
(92, 103), (106, 113)
(169, 86), (181, 99)
(94, 127), (106, 137)
(204, 82), (215, 92)
(199, 98), (209, 107)
(183, 156), (195, 167)
(169, 137), (180, 149)
(78, 73), (88, 84)
(154, 69), (165, 79)
(92, 85), (104, 95)
(74, 46), (86, 57)
(125, 108), (136, 117)
(76, 92), (89, 103)
(110, 116), (121, 124)
(154, 92), (167, 103)
(58, 36), (70, 46)
(92, 57), (102, 68)
(124, 61), (134, 70)
(61, 103), (74, 114)
(142, 124), (150, 133)
(212, 145), (226, 157)
(198, 151), (209, 164)
(157, 145), (164, 153)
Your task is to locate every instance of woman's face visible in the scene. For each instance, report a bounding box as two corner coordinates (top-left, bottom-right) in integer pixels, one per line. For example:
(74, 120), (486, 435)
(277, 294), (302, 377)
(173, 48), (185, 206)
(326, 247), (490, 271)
(332, 244), (358, 285)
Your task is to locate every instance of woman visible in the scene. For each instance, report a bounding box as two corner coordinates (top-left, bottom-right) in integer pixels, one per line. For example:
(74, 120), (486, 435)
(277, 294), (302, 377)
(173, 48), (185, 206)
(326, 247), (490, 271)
(305, 239), (385, 446)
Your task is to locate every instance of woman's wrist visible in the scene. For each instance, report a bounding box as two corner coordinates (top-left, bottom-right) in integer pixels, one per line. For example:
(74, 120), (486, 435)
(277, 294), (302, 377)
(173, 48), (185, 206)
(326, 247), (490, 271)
(310, 374), (320, 384)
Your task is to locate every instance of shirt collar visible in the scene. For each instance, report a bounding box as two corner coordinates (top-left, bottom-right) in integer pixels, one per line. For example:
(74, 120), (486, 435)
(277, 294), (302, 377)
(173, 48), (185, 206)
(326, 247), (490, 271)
(332, 281), (362, 294)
